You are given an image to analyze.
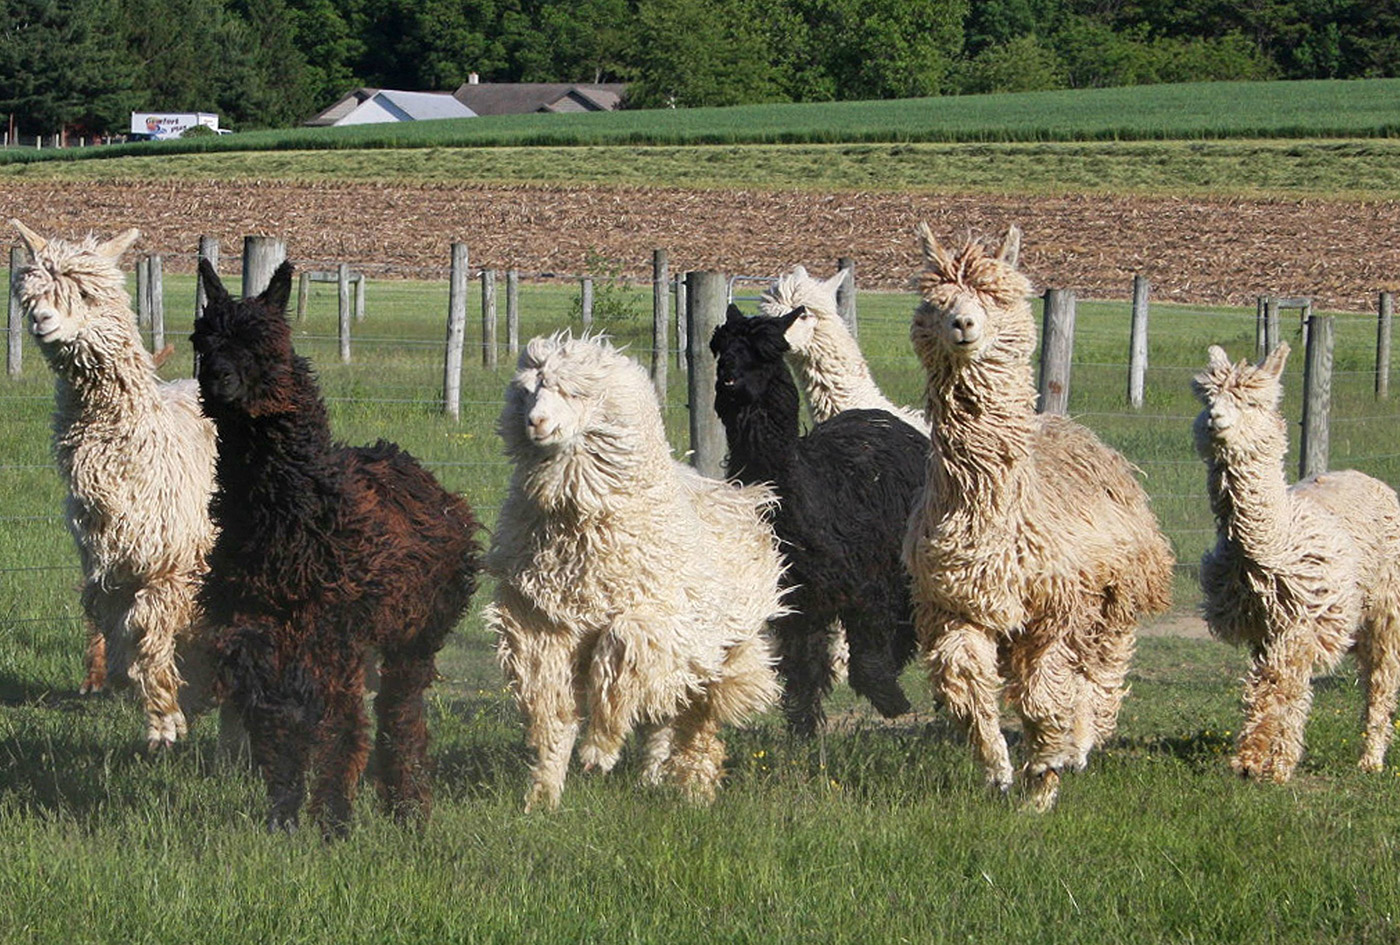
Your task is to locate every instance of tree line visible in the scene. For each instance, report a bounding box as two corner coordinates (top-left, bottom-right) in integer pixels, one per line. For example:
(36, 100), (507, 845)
(3, 0), (1397, 136)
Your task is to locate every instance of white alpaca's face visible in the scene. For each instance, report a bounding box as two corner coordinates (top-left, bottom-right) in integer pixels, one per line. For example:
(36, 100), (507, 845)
(912, 290), (992, 361)
(1191, 344), (1289, 460)
(503, 358), (591, 454)
(782, 306), (819, 353)
(10, 224), (139, 353)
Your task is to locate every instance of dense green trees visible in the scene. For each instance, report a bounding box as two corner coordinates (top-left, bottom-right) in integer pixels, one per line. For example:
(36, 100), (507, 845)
(0, 0), (1393, 136)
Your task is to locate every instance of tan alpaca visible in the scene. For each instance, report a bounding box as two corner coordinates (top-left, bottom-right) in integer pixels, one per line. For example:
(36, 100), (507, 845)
(903, 224), (1174, 810)
(488, 334), (785, 810)
(1194, 344), (1400, 781)
(11, 220), (217, 749)
(761, 265), (930, 434)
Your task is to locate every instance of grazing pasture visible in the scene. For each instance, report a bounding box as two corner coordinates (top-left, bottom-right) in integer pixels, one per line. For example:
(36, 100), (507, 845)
(3, 270), (1400, 941)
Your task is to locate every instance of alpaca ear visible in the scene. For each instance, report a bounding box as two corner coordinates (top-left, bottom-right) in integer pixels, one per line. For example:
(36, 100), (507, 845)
(792, 265), (809, 281)
(916, 222), (942, 267)
(258, 260), (295, 315)
(97, 228), (140, 259)
(996, 224), (1022, 268)
(10, 219), (47, 256)
(778, 306), (805, 331)
(198, 258), (230, 307)
(726, 304), (746, 324)
(1207, 345), (1231, 373)
(821, 269), (847, 297)
(1260, 342), (1290, 378)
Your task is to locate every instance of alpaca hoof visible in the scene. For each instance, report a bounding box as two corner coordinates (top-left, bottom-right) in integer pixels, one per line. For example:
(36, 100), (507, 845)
(266, 813), (299, 834)
(1023, 769), (1061, 813)
(578, 742), (620, 774)
(78, 677), (105, 696)
(870, 690), (913, 719)
(524, 783), (560, 813)
(144, 734), (176, 755)
(1231, 750), (1294, 783)
(1359, 757), (1386, 774)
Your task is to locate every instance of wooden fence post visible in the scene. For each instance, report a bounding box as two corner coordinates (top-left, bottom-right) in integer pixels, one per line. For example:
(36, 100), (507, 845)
(1038, 288), (1076, 415)
(296, 271), (310, 320)
(149, 253), (164, 353)
(1261, 296), (1273, 352)
(686, 271), (727, 479)
(136, 255), (150, 329)
(443, 243), (468, 421)
(1378, 291), (1392, 399)
(196, 236), (219, 322)
(836, 257), (857, 340)
(241, 235), (286, 297)
(674, 274), (688, 371)
(506, 269), (520, 360)
(7, 245), (21, 377)
(1264, 296), (1281, 355)
(354, 274), (365, 322)
(1300, 314), (1333, 480)
(1128, 275), (1149, 409)
(581, 277), (593, 329)
(652, 249), (669, 400)
(337, 263), (351, 364)
(481, 268), (497, 369)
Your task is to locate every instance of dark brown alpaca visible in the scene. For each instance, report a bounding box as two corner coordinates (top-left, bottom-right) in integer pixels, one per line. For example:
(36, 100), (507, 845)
(193, 260), (481, 837)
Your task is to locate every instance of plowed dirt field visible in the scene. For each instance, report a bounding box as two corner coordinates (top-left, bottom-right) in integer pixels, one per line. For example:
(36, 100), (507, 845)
(4, 179), (1398, 311)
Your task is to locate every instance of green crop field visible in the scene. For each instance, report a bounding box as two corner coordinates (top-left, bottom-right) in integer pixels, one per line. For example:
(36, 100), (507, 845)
(3, 267), (1400, 943)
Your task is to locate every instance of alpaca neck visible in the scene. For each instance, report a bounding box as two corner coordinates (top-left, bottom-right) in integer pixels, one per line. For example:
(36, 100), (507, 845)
(1206, 441), (1293, 565)
(52, 333), (160, 429)
(214, 365), (335, 498)
(791, 319), (882, 422)
(922, 355), (1037, 514)
(717, 373), (800, 487)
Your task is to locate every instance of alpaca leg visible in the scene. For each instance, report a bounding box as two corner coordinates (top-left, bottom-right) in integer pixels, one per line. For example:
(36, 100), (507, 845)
(80, 622), (106, 695)
(310, 674), (371, 840)
(373, 649), (439, 824)
(578, 619), (650, 774)
(126, 579), (192, 750)
(637, 723), (674, 786)
(1355, 611), (1400, 772)
(925, 622), (1013, 791)
(1069, 619), (1136, 769)
(246, 705), (314, 832)
(841, 611), (912, 719)
(775, 616), (836, 737)
(1009, 634), (1088, 813)
(497, 617), (581, 811)
(665, 697), (727, 804)
(1234, 631), (1316, 782)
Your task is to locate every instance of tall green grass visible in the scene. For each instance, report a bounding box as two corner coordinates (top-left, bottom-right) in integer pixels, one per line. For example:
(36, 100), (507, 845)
(5, 79), (1400, 170)
(4, 273), (1400, 943)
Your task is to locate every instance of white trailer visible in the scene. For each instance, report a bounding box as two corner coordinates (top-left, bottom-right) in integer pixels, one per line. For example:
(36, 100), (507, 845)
(129, 112), (224, 140)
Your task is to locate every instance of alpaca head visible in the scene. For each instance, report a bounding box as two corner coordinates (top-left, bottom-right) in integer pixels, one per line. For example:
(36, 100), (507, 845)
(759, 266), (846, 355)
(10, 219), (141, 361)
(910, 223), (1032, 369)
(709, 304), (802, 414)
(500, 332), (663, 463)
(191, 260), (298, 418)
(1191, 343), (1290, 462)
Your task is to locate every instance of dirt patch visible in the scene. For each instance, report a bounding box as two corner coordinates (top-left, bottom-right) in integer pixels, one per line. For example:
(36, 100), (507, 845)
(3, 179), (1398, 310)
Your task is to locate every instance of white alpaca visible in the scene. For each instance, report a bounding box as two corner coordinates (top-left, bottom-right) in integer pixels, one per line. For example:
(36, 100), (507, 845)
(1194, 344), (1400, 781)
(760, 265), (930, 434)
(488, 333), (785, 810)
(904, 224), (1174, 811)
(11, 220), (217, 749)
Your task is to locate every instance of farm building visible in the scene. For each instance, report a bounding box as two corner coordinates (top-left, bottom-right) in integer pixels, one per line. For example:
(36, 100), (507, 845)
(450, 75), (626, 115)
(304, 89), (476, 127)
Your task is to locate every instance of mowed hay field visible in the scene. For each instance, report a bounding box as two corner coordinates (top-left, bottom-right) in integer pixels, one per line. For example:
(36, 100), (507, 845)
(5, 86), (1400, 942)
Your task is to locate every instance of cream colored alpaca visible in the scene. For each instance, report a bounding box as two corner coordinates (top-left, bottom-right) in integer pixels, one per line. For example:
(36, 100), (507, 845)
(1194, 344), (1400, 781)
(11, 220), (217, 749)
(488, 333), (785, 811)
(903, 224), (1173, 810)
(760, 266), (930, 434)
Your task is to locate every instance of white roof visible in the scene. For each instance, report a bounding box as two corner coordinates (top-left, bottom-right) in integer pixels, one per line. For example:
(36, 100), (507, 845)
(334, 90), (476, 126)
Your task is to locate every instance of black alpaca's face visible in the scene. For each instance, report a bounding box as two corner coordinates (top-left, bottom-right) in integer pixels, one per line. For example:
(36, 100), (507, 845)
(192, 260), (296, 417)
(710, 306), (799, 412)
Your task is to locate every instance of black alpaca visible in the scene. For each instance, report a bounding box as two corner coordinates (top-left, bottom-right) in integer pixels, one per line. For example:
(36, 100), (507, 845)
(710, 305), (926, 735)
(193, 261), (481, 837)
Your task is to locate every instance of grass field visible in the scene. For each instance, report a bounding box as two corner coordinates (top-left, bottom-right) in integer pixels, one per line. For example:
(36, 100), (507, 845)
(8, 138), (1400, 199)
(6, 80), (1400, 171)
(3, 271), (1400, 942)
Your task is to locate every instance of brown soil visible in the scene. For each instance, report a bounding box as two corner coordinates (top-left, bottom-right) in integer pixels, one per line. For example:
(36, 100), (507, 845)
(4, 180), (1399, 310)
